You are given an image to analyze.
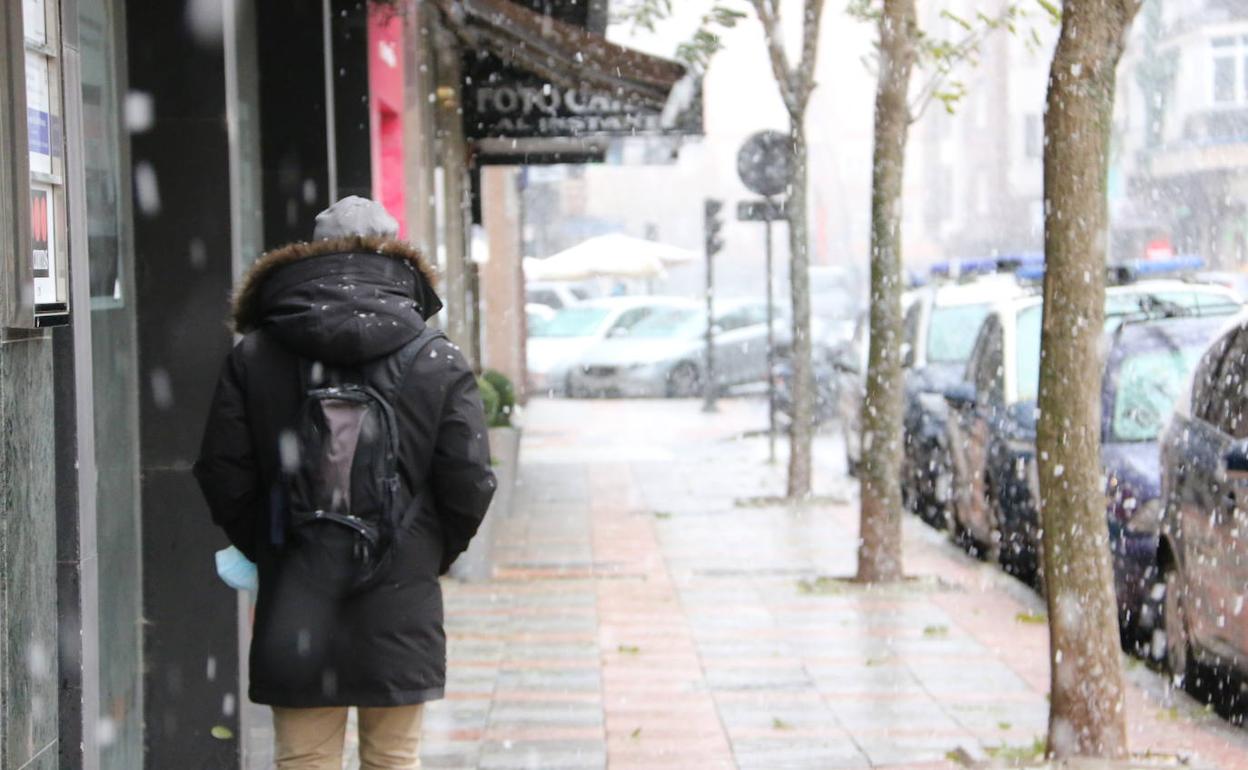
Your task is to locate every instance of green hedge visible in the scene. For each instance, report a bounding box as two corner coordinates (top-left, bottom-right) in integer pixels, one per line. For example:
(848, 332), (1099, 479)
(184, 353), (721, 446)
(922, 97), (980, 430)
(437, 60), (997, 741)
(475, 370), (517, 428)
(482, 369), (515, 426)
(477, 376), (502, 426)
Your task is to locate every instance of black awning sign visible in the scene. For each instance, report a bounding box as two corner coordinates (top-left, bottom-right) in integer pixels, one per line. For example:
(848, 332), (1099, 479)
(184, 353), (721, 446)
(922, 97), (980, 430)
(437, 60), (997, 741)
(467, 80), (675, 139)
(463, 50), (699, 141)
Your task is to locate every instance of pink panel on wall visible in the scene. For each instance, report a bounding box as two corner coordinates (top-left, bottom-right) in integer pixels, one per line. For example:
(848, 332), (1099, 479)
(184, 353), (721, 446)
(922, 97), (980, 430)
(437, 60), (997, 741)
(369, 6), (406, 237)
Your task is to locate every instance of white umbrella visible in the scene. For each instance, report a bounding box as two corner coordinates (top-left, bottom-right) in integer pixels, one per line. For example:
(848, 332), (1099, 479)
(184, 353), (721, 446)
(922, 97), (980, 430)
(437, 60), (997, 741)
(552, 233), (698, 268)
(526, 235), (685, 281)
(524, 256), (593, 282)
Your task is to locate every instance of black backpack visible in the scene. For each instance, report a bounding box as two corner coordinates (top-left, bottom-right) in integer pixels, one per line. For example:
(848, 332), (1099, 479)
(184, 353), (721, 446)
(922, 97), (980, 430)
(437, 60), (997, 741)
(274, 328), (441, 592)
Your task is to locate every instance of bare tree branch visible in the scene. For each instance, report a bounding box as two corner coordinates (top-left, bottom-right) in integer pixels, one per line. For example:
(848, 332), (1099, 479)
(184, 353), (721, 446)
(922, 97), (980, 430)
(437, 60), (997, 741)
(749, 0), (798, 113)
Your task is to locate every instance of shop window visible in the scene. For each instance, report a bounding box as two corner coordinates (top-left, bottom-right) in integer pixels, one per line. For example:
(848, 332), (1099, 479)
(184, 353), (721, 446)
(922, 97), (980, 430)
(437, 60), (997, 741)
(81, 0), (128, 305)
(1, 0), (71, 327)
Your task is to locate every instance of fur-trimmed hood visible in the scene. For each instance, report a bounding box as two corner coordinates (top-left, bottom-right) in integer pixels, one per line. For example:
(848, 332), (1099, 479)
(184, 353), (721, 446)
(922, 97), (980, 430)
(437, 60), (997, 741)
(232, 236), (443, 366)
(233, 236), (439, 331)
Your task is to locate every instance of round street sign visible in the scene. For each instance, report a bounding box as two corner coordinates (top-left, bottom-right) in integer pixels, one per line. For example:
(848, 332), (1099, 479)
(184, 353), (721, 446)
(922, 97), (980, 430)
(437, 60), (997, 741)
(737, 130), (792, 198)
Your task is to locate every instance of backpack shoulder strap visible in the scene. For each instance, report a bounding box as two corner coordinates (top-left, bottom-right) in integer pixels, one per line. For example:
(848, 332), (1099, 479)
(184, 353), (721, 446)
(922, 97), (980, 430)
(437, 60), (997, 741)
(383, 325), (447, 394)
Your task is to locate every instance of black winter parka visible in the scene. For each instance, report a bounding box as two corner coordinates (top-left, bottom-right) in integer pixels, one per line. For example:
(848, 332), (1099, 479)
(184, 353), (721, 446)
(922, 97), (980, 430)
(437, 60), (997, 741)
(193, 236), (495, 707)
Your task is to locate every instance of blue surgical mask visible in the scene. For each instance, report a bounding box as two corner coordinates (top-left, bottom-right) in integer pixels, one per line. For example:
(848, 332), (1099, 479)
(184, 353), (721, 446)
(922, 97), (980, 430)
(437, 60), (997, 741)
(215, 546), (258, 593)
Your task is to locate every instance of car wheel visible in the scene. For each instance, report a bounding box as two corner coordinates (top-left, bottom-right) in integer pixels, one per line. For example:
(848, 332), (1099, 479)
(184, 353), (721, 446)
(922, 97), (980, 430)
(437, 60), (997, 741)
(1162, 562), (1192, 687)
(916, 443), (952, 530)
(666, 362), (701, 398)
(982, 479), (1003, 565)
(930, 462), (954, 531)
(949, 504), (975, 554)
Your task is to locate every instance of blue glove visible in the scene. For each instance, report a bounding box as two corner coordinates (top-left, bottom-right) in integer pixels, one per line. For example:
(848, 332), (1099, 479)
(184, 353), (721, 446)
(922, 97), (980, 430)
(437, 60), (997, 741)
(215, 546), (258, 593)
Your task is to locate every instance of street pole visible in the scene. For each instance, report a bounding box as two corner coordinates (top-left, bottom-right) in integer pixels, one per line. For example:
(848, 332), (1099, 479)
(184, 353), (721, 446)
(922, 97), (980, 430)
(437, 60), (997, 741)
(703, 199), (724, 413)
(764, 197), (776, 462)
(702, 234), (717, 413)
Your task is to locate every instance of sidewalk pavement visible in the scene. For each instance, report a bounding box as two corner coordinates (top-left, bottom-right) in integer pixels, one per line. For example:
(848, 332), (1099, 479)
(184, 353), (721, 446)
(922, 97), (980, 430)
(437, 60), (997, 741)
(404, 397), (1248, 769)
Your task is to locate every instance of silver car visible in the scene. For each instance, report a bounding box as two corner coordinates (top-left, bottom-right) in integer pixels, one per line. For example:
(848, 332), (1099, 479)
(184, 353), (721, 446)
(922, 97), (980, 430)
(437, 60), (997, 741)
(527, 296), (695, 396)
(568, 300), (782, 398)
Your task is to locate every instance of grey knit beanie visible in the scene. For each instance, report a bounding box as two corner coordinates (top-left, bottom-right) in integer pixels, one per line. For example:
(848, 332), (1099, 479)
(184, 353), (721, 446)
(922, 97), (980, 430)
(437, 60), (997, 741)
(312, 195), (399, 241)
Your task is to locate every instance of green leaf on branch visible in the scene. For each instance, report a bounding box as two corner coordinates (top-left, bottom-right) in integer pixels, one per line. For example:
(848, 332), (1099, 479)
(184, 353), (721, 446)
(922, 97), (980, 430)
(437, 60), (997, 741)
(934, 84), (967, 114)
(939, 9), (972, 31)
(1034, 0), (1061, 23)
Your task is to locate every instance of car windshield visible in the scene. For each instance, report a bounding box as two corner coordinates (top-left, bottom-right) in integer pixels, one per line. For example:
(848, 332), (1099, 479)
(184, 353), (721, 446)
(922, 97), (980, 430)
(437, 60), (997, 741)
(1015, 304), (1043, 403)
(532, 307), (611, 338)
(1104, 290), (1239, 327)
(528, 314), (550, 336)
(1111, 344), (1207, 442)
(628, 307), (703, 338)
(927, 303), (990, 364)
(1015, 299), (1221, 407)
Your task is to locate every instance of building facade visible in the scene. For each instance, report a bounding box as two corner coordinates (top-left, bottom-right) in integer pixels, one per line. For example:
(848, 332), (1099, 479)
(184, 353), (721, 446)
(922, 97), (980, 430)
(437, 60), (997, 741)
(1116, 0), (1248, 266)
(0, 1), (691, 767)
(1, 0), (443, 767)
(908, 0), (1057, 265)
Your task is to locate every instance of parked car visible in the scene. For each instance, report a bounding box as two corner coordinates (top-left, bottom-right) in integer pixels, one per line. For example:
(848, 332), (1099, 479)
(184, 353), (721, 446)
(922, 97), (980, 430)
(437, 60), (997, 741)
(1158, 310), (1248, 685)
(526, 302), (557, 335)
(527, 297), (694, 396)
(526, 281), (591, 311)
(835, 311), (870, 475)
(899, 274), (1033, 527)
(771, 356), (842, 429)
(568, 299), (781, 398)
(1101, 313), (1236, 641)
(1193, 271), (1248, 302)
(944, 280), (1242, 582)
(811, 264), (863, 345)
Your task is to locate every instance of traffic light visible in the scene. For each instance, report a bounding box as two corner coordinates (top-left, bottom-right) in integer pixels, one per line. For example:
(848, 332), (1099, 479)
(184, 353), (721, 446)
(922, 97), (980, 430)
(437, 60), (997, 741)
(704, 198), (725, 256)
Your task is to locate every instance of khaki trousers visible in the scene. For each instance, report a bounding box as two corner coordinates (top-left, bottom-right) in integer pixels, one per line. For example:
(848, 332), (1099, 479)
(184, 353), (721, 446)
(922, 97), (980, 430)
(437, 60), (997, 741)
(273, 704), (425, 770)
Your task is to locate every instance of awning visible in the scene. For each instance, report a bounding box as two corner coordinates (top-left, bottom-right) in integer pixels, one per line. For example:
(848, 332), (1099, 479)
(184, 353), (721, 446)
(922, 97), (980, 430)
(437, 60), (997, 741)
(435, 0), (702, 144)
(523, 233), (694, 281)
(550, 233), (698, 267)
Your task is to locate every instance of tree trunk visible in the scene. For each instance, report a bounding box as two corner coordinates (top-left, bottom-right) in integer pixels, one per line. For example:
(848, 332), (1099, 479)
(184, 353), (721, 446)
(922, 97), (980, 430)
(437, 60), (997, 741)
(1038, 0), (1138, 758)
(856, 0), (915, 583)
(786, 120), (814, 499)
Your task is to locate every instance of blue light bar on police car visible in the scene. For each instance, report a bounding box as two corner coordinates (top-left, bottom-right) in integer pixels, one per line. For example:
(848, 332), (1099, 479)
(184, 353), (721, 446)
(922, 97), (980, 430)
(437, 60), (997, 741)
(1014, 255), (1205, 284)
(929, 253), (1043, 278)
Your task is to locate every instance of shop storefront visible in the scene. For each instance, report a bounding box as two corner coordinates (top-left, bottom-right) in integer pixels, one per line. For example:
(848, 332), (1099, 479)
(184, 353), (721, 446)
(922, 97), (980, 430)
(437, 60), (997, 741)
(0, 2), (698, 768)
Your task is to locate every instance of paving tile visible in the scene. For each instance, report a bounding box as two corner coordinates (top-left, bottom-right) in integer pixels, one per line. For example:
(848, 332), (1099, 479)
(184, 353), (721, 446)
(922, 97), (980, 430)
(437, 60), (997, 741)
(704, 666), (816, 692)
(494, 666), (601, 693)
(487, 699), (604, 729)
(419, 740), (481, 769)
(731, 737), (870, 769)
(476, 739), (606, 770)
(855, 733), (976, 766)
(396, 398), (1248, 770)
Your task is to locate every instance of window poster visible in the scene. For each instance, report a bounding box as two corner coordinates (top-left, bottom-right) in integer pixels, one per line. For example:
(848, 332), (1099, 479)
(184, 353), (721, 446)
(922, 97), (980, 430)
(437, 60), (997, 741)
(26, 52), (52, 175)
(23, 0), (46, 46)
(31, 184), (57, 304)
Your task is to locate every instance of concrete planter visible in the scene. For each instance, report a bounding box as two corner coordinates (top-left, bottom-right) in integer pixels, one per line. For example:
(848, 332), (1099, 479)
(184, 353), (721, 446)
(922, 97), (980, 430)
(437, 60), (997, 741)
(448, 425), (520, 582)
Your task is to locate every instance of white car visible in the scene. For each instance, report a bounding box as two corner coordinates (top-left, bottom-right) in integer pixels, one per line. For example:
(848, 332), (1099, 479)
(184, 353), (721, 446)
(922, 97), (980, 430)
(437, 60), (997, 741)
(840, 274), (1029, 475)
(568, 299), (786, 398)
(527, 296), (695, 396)
(901, 273), (1034, 373)
(526, 282), (591, 311)
(526, 303), (557, 335)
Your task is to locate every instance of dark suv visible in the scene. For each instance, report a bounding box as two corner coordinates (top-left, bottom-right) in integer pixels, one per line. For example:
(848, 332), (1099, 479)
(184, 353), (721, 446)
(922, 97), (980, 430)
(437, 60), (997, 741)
(1158, 312), (1248, 685)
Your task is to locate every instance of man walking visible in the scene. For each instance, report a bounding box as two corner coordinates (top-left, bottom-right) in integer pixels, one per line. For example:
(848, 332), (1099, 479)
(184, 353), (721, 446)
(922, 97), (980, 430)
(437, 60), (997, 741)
(194, 196), (496, 769)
